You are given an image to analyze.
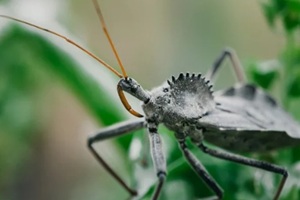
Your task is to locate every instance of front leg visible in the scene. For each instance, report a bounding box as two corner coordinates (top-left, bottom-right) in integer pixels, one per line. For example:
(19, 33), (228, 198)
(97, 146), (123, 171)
(87, 118), (145, 197)
(178, 139), (223, 200)
(147, 122), (167, 200)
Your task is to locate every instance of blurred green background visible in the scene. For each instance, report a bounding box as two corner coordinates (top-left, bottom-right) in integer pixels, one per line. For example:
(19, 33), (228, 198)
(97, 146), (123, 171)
(0, 0), (300, 199)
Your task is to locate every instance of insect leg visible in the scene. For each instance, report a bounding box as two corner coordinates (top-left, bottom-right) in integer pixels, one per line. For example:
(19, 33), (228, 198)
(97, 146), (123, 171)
(148, 124), (167, 200)
(205, 48), (246, 83)
(178, 140), (223, 200)
(198, 143), (287, 200)
(87, 118), (145, 197)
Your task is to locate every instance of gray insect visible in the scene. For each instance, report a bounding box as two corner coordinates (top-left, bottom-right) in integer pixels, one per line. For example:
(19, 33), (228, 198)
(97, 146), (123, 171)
(2, 0), (300, 199)
(92, 51), (300, 200)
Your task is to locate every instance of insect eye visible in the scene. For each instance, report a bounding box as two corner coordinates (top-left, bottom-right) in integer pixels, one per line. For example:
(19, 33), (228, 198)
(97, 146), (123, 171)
(130, 85), (138, 93)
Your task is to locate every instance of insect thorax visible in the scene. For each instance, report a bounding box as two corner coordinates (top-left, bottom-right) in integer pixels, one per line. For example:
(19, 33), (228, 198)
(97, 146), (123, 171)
(142, 73), (215, 141)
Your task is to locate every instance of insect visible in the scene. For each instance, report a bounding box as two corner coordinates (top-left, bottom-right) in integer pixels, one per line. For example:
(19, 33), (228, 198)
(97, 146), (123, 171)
(1, 0), (300, 199)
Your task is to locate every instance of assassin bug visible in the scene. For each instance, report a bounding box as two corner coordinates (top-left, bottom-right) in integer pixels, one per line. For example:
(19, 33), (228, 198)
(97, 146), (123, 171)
(1, 0), (300, 199)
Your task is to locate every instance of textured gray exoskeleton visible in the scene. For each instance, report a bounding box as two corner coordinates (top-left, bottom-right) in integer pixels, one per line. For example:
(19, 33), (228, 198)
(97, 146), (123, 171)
(88, 49), (300, 200)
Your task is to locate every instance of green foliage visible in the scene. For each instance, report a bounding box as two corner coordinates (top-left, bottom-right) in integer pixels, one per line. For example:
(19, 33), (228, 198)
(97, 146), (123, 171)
(259, 0), (300, 103)
(262, 0), (300, 32)
(249, 0), (300, 105)
(0, 25), (48, 194)
(0, 24), (129, 199)
(247, 60), (279, 89)
(283, 47), (300, 98)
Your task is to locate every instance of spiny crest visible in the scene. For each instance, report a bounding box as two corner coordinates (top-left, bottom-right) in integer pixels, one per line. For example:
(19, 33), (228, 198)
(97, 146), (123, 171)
(166, 73), (215, 118)
(167, 72), (214, 99)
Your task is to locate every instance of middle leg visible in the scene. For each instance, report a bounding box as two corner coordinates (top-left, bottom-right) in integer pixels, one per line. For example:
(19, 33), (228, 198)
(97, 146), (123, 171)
(198, 143), (288, 200)
(178, 139), (223, 200)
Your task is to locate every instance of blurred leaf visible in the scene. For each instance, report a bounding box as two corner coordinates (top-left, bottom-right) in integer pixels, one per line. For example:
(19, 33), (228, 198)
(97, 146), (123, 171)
(262, 3), (277, 27)
(0, 23), (130, 198)
(281, 46), (300, 72)
(0, 0), (9, 4)
(281, 46), (300, 98)
(282, 185), (300, 200)
(280, 162), (300, 200)
(287, 1), (300, 12)
(283, 12), (300, 31)
(247, 60), (279, 89)
(284, 0), (300, 31)
(0, 24), (127, 124)
(262, 0), (300, 32)
(287, 71), (300, 97)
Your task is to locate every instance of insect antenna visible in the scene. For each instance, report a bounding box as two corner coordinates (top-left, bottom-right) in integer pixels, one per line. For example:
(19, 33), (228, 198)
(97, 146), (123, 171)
(92, 0), (143, 117)
(92, 0), (128, 78)
(1, 0), (143, 117)
(0, 15), (123, 78)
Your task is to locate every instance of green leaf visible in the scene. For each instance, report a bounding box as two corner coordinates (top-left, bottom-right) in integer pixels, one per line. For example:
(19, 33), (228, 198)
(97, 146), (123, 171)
(262, 0), (300, 32)
(0, 23), (131, 197)
(1, 24), (127, 124)
(247, 60), (279, 89)
(287, 71), (300, 97)
(261, 3), (277, 27)
(283, 12), (300, 32)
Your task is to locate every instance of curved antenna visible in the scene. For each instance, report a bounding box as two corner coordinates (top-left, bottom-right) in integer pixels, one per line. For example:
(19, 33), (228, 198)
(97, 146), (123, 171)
(92, 0), (127, 78)
(1, 1), (142, 118)
(92, 0), (143, 117)
(0, 15), (123, 78)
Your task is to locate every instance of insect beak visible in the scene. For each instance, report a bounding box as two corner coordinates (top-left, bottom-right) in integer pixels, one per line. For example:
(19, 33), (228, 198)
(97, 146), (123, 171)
(117, 78), (144, 118)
